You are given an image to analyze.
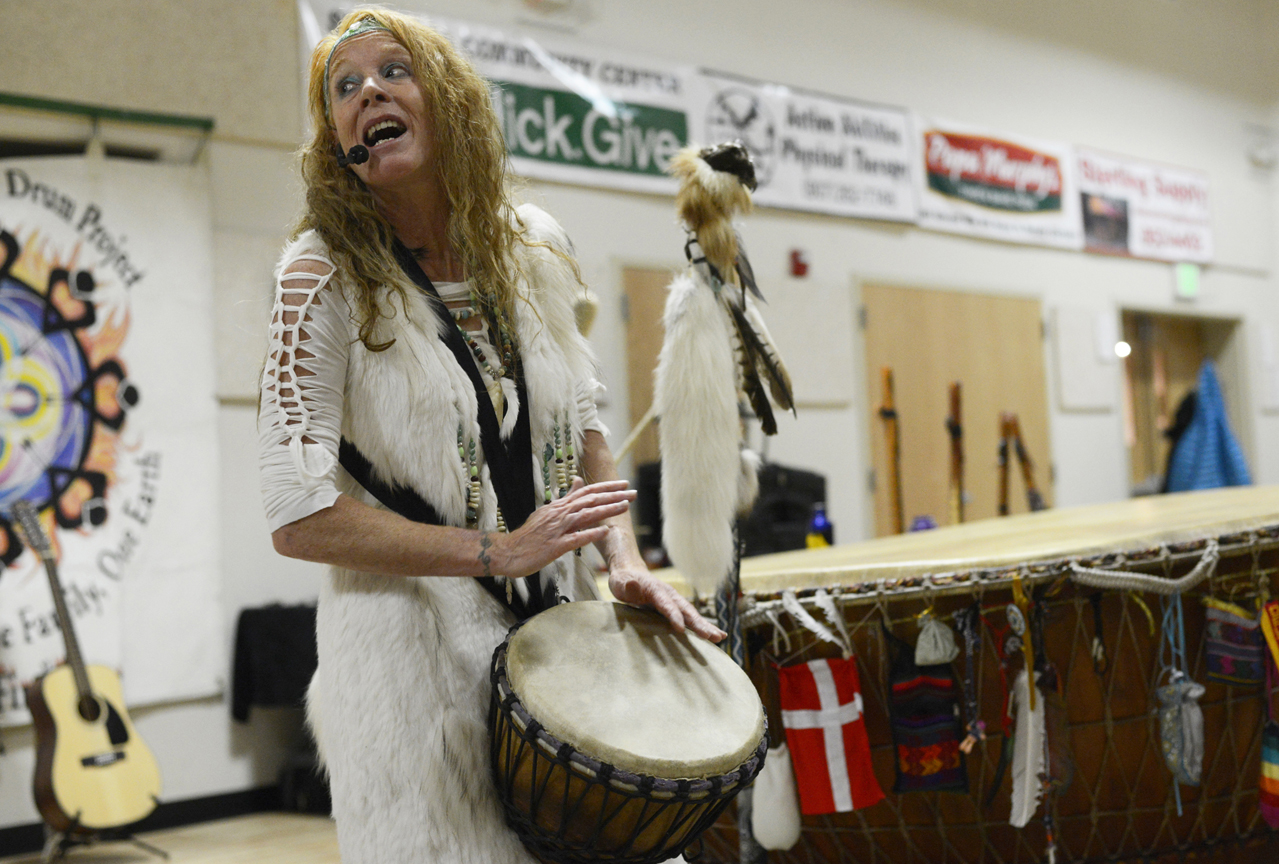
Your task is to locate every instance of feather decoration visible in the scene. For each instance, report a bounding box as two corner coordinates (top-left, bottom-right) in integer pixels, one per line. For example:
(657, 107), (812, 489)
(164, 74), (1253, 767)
(1009, 669), (1046, 828)
(726, 300), (784, 434)
(734, 239), (764, 302)
(739, 295), (795, 412)
(736, 331), (777, 436)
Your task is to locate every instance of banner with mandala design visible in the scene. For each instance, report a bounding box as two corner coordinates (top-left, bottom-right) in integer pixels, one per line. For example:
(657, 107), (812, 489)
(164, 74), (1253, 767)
(0, 157), (221, 726)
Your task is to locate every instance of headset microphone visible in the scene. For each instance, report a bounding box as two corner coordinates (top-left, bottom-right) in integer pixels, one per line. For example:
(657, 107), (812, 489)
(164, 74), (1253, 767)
(335, 143), (369, 167)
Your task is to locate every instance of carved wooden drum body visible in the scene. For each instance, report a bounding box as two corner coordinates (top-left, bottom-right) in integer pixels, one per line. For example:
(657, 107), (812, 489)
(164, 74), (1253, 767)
(489, 601), (767, 864)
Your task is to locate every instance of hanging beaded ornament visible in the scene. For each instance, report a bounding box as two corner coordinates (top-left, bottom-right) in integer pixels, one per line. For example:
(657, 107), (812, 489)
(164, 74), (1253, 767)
(451, 300), (513, 421)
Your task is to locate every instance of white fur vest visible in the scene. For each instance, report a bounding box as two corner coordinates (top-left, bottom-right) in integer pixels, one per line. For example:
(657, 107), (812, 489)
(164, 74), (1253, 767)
(292, 204), (598, 864)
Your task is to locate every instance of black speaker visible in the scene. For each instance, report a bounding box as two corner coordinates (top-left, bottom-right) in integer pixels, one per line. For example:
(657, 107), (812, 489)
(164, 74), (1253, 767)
(739, 463), (827, 556)
(632, 461), (827, 561)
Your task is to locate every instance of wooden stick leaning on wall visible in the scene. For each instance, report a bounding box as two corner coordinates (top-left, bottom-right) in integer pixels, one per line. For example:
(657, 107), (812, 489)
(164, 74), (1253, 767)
(879, 367), (905, 535)
(998, 413), (1014, 516)
(998, 412), (1047, 516)
(615, 403), (657, 462)
(1010, 413), (1048, 512)
(947, 382), (964, 525)
(1006, 413), (1047, 512)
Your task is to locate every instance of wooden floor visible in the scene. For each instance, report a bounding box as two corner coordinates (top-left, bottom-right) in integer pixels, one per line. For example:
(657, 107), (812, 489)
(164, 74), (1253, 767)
(0, 814), (339, 864)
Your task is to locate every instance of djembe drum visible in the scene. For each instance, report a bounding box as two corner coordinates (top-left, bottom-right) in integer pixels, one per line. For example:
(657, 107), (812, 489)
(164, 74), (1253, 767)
(489, 601), (767, 864)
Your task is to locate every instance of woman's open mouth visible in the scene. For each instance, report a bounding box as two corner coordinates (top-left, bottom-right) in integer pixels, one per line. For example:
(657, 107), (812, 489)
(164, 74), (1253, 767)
(364, 120), (407, 147)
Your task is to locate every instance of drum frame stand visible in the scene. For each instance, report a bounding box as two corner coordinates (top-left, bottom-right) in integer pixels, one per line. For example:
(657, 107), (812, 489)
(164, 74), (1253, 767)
(41, 821), (169, 864)
(715, 530), (768, 864)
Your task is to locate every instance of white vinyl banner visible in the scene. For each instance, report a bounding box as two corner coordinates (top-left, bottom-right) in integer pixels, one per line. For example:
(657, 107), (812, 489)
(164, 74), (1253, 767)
(303, 5), (920, 215)
(689, 73), (916, 222)
(1076, 148), (1212, 263)
(0, 157), (222, 726)
(915, 118), (1083, 250)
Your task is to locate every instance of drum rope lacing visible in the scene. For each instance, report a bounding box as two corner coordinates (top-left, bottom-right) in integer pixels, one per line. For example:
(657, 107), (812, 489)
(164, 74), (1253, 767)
(721, 529), (1269, 630)
(694, 530), (1279, 864)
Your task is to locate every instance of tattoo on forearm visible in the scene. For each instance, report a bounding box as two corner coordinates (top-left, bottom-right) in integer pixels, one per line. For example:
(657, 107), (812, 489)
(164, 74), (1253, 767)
(479, 533), (494, 578)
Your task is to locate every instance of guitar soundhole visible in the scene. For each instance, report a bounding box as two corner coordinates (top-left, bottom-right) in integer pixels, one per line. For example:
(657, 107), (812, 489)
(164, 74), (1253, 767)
(78, 695), (101, 723)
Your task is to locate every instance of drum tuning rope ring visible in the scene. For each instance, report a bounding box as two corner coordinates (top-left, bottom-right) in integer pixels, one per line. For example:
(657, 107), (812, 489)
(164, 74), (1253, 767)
(1070, 540), (1219, 595)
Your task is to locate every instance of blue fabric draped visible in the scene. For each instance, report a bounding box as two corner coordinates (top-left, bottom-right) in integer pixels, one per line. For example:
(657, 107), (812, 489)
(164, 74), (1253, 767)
(1165, 361), (1251, 492)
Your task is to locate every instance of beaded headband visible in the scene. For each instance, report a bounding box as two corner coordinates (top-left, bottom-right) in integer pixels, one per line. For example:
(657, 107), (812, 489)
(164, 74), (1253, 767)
(322, 16), (393, 120)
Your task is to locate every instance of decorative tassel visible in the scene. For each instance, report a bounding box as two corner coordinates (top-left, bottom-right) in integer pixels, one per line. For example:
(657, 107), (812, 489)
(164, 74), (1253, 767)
(563, 411), (579, 484)
(542, 444), (554, 503)
(554, 424), (568, 495)
(467, 438), (480, 526)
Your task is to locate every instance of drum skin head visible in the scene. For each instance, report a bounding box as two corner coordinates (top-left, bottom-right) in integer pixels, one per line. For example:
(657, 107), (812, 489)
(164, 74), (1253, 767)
(506, 601), (765, 779)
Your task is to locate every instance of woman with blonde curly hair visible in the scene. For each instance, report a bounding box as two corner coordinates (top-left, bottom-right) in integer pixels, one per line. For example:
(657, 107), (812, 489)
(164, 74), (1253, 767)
(258, 8), (722, 862)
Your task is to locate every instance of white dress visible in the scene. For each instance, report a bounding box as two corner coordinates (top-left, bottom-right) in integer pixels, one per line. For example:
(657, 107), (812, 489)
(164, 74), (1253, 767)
(258, 205), (602, 864)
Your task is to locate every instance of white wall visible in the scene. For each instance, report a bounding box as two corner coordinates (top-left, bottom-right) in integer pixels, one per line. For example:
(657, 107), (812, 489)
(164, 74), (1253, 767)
(457, 0), (1279, 536)
(1, 0), (1277, 829)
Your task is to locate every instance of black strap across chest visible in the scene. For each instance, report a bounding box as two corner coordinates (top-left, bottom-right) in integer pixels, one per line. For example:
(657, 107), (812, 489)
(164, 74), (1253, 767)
(335, 244), (558, 621)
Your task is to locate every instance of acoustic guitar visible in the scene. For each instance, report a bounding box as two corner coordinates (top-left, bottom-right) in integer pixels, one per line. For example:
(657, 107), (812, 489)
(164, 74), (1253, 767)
(11, 500), (161, 833)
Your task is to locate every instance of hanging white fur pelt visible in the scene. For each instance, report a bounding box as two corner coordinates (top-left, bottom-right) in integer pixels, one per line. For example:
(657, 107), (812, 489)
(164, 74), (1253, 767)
(1010, 669), (1046, 828)
(654, 143), (790, 597)
(655, 270), (744, 596)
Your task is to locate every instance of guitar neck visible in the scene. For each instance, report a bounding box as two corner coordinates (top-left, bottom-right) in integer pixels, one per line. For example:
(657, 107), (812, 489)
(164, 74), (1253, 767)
(42, 556), (93, 700)
(12, 503), (93, 700)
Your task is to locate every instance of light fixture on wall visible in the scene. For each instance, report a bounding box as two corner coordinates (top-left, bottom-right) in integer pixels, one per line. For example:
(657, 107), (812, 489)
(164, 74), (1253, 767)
(1114, 341), (1132, 359)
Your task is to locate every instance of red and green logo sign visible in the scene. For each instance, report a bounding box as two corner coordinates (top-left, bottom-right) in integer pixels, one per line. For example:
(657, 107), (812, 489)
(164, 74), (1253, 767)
(925, 132), (1063, 213)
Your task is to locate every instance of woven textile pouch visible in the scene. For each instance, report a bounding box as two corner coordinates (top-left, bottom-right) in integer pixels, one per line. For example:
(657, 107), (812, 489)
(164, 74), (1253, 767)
(884, 621), (967, 793)
(1204, 597), (1263, 686)
(1262, 634), (1279, 828)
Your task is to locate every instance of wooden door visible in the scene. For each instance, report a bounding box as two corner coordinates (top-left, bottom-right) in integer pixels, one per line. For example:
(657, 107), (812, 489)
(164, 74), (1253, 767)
(1121, 311), (1240, 491)
(863, 284), (1051, 536)
(622, 266), (678, 468)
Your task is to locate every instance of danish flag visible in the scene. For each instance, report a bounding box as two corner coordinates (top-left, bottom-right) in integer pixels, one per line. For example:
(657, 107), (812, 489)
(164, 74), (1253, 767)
(778, 657), (884, 814)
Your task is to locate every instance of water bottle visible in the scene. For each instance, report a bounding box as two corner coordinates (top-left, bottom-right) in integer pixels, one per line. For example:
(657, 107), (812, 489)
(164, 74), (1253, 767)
(806, 503), (833, 548)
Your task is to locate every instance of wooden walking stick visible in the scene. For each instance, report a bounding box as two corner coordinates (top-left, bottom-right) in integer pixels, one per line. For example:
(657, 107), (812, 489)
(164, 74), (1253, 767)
(998, 413), (1014, 517)
(947, 382), (964, 525)
(1007, 413), (1047, 512)
(879, 367), (905, 534)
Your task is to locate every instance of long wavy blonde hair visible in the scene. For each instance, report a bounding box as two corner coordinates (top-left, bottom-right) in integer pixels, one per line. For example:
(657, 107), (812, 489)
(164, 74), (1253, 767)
(298, 7), (526, 351)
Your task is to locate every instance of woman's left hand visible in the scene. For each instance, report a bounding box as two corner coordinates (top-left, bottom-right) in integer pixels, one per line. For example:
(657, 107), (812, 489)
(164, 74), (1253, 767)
(577, 429), (725, 643)
(608, 566), (726, 643)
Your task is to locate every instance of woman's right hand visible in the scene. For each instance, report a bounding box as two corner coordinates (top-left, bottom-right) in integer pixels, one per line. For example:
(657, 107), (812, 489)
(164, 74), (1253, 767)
(492, 479), (635, 578)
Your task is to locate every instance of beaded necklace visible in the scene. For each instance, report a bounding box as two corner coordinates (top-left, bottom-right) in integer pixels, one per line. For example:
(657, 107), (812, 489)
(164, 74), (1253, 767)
(450, 295), (581, 596)
(449, 294), (516, 421)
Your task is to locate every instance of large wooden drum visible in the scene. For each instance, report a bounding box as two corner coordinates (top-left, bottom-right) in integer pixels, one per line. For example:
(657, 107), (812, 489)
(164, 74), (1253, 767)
(489, 601), (767, 864)
(671, 486), (1279, 864)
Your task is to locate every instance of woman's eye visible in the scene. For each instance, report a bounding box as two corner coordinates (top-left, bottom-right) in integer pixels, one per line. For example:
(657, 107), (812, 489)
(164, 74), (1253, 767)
(335, 77), (357, 97)
(384, 63), (408, 79)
